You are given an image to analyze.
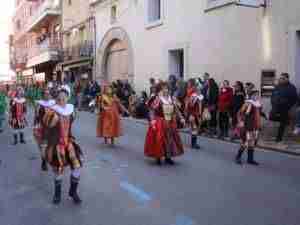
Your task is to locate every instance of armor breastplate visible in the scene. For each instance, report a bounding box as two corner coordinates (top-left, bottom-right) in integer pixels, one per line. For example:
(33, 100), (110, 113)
(162, 103), (174, 121)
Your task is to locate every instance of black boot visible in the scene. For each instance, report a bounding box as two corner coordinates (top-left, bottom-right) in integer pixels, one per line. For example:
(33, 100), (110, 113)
(69, 176), (82, 204)
(191, 135), (200, 149)
(20, 132), (26, 144)
(247, 148), (259, 166)
(156, 158), (162, 165)
(235, 147), (244, 165)
(12, 134), (18, 145)
(41, 159), (48, 171)
(53, 180), (62, 205)
(165, 158), (175, 165)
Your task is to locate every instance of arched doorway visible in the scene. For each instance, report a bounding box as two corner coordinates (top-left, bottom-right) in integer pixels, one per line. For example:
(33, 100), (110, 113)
(105, 39), (129, 82)
(97, 27), (134, 84)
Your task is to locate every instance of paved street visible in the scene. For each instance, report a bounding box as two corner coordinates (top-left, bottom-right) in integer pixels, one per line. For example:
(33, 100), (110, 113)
(1, 111), (300, 225)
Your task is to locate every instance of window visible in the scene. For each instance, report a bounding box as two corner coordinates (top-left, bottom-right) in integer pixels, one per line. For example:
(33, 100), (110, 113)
(79, 26), (86, 43)
(29, 6), (33, 16)
(16, 20), (21, 30)
(261, 70), (276, 97)
(111, 5), (117, 24)
(148, 0), (161, 23)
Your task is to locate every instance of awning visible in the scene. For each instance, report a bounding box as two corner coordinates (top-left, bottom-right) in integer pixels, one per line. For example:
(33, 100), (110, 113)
(55, 57), (92, 72)
(63, 61), (91, 71)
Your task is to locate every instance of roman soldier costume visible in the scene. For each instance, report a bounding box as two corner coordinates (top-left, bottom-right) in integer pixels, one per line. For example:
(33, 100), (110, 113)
(44, 89), (83, 204)
(33, 95), (55, 171)
(235, 91), (266, 165)
(9, 88), (27, 145)
(144, 83), (184, 165)
(185, 83), (203, 149)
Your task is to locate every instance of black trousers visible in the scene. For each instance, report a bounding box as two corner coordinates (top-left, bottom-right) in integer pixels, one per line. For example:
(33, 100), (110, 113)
(219, 112), (229, 136)
(276, 111), (289, 142)
(209, 109), (217, 132)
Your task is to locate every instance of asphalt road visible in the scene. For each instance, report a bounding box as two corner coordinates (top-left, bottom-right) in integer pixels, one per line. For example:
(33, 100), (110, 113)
(0, 111), (300, 225)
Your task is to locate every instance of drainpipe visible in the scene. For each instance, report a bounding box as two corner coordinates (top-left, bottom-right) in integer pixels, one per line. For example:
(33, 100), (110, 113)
(59, 0), (64, 83)
(92, 15), (97, 82)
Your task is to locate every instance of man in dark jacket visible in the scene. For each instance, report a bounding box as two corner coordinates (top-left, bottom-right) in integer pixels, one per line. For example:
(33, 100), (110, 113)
(271, 73), (298, 142)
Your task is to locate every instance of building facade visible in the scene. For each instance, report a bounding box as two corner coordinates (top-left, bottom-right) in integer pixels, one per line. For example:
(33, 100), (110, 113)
(91, 0), (300, 94)
(11, 0), (61, 83)
(58, 0), (95, 83)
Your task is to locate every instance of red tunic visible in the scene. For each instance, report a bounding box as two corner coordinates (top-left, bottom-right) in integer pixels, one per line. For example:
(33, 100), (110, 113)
(144, 97), (184, 159)
(185, 88), (203, 126)
(9, 98), (27, 129)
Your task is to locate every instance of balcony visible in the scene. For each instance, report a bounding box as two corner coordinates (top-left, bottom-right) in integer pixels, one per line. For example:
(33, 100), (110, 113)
(27, 38), (60, 68)
(11, 53), (28, 71)
(63, 41), (94, 62)
(26, 0), (61, 33)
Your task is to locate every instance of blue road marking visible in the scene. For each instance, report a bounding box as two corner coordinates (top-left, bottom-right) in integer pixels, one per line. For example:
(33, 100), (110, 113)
(175, 215), (196, 225)
(120, 181), (152, 203)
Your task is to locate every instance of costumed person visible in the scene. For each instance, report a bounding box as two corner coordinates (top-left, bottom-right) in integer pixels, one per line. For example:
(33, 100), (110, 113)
(96, 83), (129, 146)
(144, 82), (185, 165)
(33, 88), (55, 171)
(185, 78), (204, 149)
(235, 90), (267, 165)
(9, 87), (27, 145)
(0, 86), (7, 133)
(44, 88), (83, 204)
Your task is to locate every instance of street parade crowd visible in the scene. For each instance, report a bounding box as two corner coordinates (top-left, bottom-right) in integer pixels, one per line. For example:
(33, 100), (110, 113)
(0, 71), (299, 205)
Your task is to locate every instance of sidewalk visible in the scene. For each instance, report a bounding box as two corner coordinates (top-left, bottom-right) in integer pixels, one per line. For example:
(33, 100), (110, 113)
(123, 117), (300, 156)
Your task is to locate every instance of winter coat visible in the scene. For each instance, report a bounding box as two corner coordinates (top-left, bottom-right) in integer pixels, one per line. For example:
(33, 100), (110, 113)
(271, 82), (298, 114)
(218, 87), (233, 112)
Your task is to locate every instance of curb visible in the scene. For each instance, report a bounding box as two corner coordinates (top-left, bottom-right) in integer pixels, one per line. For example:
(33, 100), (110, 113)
(123, 117), (300, 157)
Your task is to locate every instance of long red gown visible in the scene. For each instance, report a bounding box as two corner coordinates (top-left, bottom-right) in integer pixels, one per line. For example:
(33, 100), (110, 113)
(144, 96), (184, 159)
(96, 95), (122, 138)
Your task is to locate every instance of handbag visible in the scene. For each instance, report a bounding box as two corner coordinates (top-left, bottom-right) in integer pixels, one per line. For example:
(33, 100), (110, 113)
(203, 107), (211, 121)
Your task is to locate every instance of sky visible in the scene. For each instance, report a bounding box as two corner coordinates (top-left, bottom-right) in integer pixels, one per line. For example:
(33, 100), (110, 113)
(0, 1), (14, 81)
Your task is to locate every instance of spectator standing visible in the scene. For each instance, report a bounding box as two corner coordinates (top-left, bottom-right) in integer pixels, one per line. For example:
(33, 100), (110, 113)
(206, 78), (219, 136)
(168, 74), (177, 97)
(245, 82), (255, 99)
(0, 86), (7, 132)
(123, 79), (133, 111)
(231, 81), (245, 140)
(271, 73), (298, 143)
(218, 80), (233, 138)
(149, 78), (156, 96)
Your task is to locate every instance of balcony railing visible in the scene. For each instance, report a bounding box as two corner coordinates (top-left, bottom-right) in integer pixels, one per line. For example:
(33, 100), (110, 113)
(26, 0), (61, 32)
(27, 38), (60, 59)
(63, 41), (94, 61)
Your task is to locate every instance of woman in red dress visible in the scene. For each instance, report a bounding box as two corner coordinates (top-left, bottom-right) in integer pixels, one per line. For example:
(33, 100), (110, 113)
(96, 84), (128, 146)
(144, 82), (185, 165)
